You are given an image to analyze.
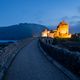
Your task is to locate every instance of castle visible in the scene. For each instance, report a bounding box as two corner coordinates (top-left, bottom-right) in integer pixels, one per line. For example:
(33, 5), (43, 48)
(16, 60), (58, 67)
(41, 21), (71, 38)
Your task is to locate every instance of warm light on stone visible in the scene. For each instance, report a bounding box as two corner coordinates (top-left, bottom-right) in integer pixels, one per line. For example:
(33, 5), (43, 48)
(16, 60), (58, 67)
(41, 21), (71, 38)
(41, 29), (50, 37)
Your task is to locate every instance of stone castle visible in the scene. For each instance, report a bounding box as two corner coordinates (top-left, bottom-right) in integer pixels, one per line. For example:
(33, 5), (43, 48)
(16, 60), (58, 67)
(41, 21), (71, 38)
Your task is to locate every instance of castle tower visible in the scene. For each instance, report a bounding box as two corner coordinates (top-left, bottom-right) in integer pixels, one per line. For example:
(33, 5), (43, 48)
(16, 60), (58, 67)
(56, 21), (71, 38)
(57, 21), (69, 34)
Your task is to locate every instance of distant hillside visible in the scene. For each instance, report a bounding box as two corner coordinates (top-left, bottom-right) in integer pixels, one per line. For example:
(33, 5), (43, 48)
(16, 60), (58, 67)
(0, 23), (46, 40)
(70, 25), (80, 34)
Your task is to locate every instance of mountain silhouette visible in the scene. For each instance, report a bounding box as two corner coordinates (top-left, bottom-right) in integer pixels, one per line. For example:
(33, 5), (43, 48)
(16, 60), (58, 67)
(0, 23), (46, 40)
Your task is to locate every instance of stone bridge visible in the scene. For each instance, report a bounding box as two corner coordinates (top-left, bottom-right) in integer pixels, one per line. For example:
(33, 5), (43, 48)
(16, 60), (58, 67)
(0, 38), (79, 80)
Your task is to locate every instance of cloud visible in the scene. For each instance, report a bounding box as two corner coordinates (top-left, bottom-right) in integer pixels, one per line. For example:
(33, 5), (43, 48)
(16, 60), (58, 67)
(60, 16), (80, 25)
(61, 16), (70, 20)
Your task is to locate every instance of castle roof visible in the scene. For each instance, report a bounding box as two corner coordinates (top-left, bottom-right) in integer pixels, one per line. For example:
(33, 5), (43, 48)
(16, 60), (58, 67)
(57, 21), (68, 28)
(60, 21), (68, 25)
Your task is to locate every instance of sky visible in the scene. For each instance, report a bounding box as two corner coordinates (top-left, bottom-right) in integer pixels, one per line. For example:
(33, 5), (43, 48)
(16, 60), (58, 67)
(0, 0), (80, 26)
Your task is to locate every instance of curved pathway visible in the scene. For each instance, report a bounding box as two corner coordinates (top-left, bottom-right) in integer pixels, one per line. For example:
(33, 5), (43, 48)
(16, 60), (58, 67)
(3, 39), (70, 80)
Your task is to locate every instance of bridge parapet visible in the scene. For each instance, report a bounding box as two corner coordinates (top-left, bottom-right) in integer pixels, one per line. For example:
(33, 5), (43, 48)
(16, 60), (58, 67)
(39, 37), (80, 79)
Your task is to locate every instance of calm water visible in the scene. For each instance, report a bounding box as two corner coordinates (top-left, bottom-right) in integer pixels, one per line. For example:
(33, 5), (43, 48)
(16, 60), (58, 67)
(0, 40), (17, 43)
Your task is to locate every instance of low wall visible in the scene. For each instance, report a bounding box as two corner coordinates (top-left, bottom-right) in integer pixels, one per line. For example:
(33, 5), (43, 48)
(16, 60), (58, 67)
(39, 38), (80, 77)
(0, 38), (33, 80)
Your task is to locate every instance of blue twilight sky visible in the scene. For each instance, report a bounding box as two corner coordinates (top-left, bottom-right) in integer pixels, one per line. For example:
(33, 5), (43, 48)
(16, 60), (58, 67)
(0, 0), (80, 26)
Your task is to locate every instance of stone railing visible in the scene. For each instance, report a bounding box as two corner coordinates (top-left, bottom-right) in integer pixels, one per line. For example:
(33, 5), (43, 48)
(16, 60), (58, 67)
(39, 37), (80, 77)
(0, 37), (33, 80)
